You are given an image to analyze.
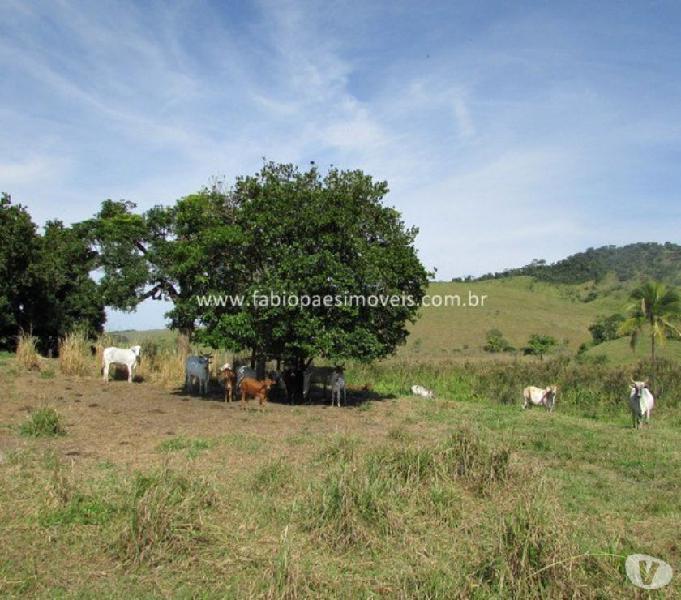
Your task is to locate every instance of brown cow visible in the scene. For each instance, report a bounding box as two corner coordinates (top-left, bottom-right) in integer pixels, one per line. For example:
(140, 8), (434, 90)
(218, 363), (237, 403)
(240, 377), (275, 409)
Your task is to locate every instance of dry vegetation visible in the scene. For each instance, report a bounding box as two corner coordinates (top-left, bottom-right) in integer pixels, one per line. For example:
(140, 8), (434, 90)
(15, 333), (40, 371)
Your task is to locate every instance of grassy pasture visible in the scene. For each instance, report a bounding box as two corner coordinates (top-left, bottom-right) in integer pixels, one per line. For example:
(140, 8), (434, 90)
(1, 354), (679, 598)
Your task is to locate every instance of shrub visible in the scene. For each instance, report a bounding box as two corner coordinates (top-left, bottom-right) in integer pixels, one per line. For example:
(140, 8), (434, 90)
(20, 407), (65, 437)
(483, 328), (515, 353)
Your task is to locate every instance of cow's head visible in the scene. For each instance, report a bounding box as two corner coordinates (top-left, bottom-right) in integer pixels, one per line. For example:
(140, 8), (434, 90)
(630, 379), (647, 396)
(544, 385), (557, 406)
(131, 345), (142, 363)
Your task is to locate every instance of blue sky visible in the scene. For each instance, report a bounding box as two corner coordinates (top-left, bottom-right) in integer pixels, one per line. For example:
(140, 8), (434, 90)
(2, 1), (681, 330)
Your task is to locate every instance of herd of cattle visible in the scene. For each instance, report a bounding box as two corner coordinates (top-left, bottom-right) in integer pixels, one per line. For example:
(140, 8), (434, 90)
(100, 345), (656, 426)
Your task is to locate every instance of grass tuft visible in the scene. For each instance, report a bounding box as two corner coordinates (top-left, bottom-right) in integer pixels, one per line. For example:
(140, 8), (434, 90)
(19, 407), (65, 438)
(114, 468), (215, 565)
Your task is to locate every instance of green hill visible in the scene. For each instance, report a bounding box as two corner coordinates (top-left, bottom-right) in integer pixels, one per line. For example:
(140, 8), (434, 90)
(395, 277), (627, 361)
(475, 242), (681, 285)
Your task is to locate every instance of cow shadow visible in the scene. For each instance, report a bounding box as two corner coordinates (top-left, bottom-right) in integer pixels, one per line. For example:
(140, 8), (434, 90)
(105, 365), (144, 383)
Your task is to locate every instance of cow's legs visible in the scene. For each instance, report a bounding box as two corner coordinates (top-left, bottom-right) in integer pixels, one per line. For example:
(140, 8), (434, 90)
(103, 361), (109, 382)
(128, 365), (133, 383)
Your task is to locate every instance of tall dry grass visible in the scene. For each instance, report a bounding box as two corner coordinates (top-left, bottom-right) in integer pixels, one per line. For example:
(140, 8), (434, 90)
(58, 332), (94, 376)
(16, 332), (40, 370)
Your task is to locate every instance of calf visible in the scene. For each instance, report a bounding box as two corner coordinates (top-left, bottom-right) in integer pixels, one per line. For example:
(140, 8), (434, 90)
(218, 363), (237, 402)
(629, 380), (654, 429)
(522, 385), (557, 412)
(185, 355), (211, 395)
(102, 345), (141, 383)
(240, 377), (275, 409)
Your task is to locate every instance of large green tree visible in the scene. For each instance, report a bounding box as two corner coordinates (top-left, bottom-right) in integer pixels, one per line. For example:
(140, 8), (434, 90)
(0, 194), (105, 350)
(199, 162), (429, 367)
(89, 163), (429, 367)
(0, 193), (41, 346)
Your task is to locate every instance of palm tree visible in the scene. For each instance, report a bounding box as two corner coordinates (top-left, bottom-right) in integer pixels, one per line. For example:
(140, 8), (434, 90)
(620, 281), (681, 390)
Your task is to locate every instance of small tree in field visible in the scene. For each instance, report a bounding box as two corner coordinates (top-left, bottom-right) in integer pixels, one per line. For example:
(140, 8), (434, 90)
(620, 281), (681, 390)
(523, 334), (557, 361)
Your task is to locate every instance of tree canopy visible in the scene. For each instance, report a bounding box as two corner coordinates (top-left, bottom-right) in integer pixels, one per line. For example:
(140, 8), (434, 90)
(0, 194), (104, 350)
(87, 162), (429, 366)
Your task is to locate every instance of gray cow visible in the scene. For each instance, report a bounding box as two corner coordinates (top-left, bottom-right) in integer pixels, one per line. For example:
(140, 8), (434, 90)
(185, 355), (211, 395)
(330, 370), (346, 407)
(303, 365), (342, 401)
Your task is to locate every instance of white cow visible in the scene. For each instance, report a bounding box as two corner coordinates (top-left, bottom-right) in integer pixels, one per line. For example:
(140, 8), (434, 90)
(185, 355), (212, 395)
(411, 384), (434, 398)
(629, 380), (654, 429)
(522, 385), (557, 411)
(103, 345), (141, 383)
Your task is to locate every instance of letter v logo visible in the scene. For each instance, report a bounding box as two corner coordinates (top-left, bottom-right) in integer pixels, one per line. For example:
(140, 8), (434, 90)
(626, 554), (673, 589)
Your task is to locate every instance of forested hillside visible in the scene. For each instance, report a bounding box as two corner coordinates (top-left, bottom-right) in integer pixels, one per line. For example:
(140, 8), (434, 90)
(473, 242), (681, 285)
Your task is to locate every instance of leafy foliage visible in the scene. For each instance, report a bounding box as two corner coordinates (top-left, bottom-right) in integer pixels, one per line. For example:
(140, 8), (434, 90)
(523, 334), (557, 360)
(88, 163), (428, 365)
(588, 313), (625, 345)
(483, 328), (515, 353)
(0, 194), (104, 351)
(620, 282), (681, 386)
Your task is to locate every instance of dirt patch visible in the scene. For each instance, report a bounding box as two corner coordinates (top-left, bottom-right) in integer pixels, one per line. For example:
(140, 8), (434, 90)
(0, 367), (412, 470)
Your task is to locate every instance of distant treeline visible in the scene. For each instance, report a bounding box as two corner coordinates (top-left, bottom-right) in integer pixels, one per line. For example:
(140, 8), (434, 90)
(460, 242), (681, 285)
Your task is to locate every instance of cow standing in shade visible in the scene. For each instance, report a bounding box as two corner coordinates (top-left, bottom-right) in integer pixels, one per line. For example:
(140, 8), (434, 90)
(218, 363), (237, 402)
(240, 377), (275, 409)
(330, 369), (346, 407)
(185, 355), (211, 395)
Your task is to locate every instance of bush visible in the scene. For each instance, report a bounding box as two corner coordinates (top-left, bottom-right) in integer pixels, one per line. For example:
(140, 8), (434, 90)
(589, 313), (625, 345)
(483, 328), (515, 353)
(20, 407), (65, 437)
